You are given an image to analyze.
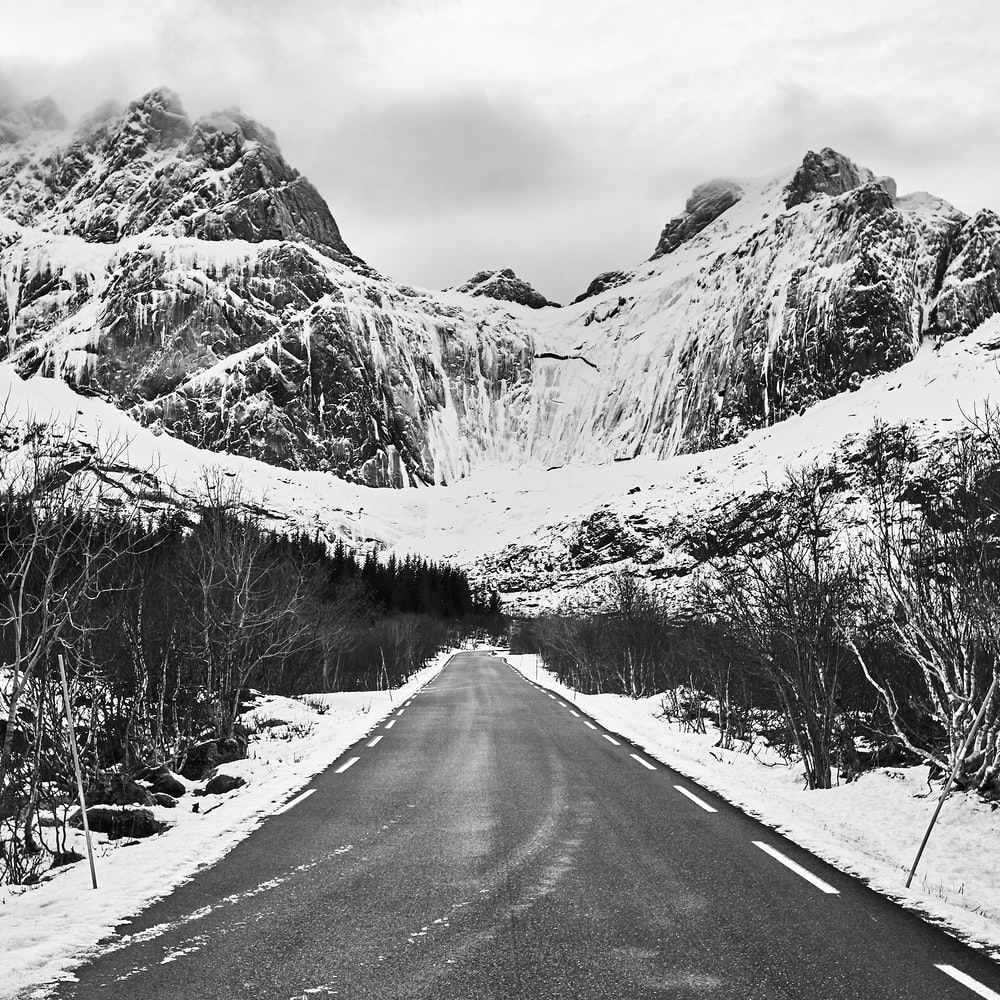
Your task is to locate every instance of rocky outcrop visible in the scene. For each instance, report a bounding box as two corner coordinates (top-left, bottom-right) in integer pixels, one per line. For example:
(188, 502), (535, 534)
(180, 736), (247, 781)
(71, 805), (169, 840)
(651, 179), (743, 258)
(204, 772), (246, 795)
(138, 763), (187, 798)
(784, 147), (877, 208)
(572, 270), (632, 303)
(453, 268), (560, 308)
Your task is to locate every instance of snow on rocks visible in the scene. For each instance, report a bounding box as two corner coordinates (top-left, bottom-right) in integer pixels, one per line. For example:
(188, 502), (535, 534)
(5, 102), (998, 492)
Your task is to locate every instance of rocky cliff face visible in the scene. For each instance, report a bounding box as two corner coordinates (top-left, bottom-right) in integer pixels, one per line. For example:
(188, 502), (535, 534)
(2, 90), (1000, 490)
(0, 90), (545, 486)
(930, 208), (1000, 340)
(552, 155), (980, 456)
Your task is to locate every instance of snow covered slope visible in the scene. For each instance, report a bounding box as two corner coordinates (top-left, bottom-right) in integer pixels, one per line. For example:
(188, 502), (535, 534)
(2, 88), (1000, 604)
(2, 312), (998, 608)
(3, 90), (999, 493)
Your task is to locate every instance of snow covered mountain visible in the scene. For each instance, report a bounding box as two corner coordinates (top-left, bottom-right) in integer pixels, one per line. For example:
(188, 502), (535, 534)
(1, 86), (1000, 602)
(3, 88), (999, 492)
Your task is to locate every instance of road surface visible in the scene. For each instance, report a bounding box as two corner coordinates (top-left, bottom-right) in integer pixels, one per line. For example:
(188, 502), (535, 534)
(33, 651), (1000, 999)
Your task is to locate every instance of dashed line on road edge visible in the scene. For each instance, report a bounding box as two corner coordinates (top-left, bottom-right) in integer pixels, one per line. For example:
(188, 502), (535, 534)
(602, 734), (621, 746)
(367, 735), (383, 747)
(935, 965), (1000, 999)
(583, 721), (598, 730)
(673, 785), (718, 813)
(384, 720), (396, 730)
(630, 753), (657, 770)
(335, 756), (361, 774)
(752, 841), (839, 895)
(274, 789), (315, 815)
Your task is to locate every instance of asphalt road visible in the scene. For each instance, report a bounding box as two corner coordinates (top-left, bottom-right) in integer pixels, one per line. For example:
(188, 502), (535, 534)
(33, 651), (1000, 999)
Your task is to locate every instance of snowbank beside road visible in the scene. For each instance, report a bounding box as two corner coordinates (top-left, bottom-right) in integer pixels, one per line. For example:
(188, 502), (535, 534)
(0, 652), (452, 1000)
(505, 652), (1000, 960)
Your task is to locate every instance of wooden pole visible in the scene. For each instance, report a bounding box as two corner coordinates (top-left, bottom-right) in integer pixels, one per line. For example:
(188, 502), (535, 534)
(906, 673), (999, 889)
(58, 653), (98, 890)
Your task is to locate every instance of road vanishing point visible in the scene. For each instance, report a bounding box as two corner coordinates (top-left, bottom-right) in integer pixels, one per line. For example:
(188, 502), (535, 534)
(33, 651), (1000, 999)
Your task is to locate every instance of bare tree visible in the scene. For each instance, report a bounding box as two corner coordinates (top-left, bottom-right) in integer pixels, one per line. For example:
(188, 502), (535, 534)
(711, 463), (858, 789)
(0, 425), (137, 806)
(849, 420), (1000, 793)
(178, 474), (317, 736)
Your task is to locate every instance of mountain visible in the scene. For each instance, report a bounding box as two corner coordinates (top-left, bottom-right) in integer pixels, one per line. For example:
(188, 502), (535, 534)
(2, 87), (1000, 603)
(450, 268), (560, 308)
(0, 89), (539, 486)
(2, 91), (999, 491)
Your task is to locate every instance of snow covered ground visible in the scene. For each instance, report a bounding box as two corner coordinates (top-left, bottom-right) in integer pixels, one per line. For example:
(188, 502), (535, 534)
(504, 652), (1000, 961)
(0, 651), (452, 1000)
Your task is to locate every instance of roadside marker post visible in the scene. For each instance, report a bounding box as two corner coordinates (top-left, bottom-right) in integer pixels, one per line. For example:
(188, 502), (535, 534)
(906, 674), (1000, 889)
(58, 653), (98, 890)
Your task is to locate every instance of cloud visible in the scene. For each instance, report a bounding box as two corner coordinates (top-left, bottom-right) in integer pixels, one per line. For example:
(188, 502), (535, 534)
(0, 71), (20, 114)
(1, 0), (999, 300)
(729, 84), (1000, 213)
(323, 92), (570, 216)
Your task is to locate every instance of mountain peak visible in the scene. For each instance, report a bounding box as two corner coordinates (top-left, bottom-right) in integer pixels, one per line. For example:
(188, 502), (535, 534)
(453, 268), (560, 308)
(106, 87), (192, 166)
(783, 147), (882, 208)
(0, 87), (365, 268)
(650, 178), (744, 259)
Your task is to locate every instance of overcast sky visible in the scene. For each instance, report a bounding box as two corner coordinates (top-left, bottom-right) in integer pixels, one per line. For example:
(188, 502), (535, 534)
(2, 0), (998, 301)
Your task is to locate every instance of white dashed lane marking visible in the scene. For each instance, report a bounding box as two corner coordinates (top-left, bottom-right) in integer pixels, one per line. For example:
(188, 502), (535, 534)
(673, 785), (717, 813)
(334, 757), (361, 774)
(367, 735), (383, 747)
(630, 753), (656, 770)
(511, 668), (1000, 996)
(936, 965), (1000, 999)
(752, 842), (839, 895)
(384, 720), (396, 730)
(274, 789), (315, 815)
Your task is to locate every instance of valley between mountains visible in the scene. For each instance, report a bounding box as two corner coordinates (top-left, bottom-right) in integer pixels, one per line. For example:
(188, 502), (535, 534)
(2, 87), (999, 602)
(5, 84), (1000, 999)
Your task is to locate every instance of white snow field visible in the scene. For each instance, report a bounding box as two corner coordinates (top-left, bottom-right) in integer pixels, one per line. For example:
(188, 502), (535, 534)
(504, 652), (1000, 962)
(0, 653), (452, 1000)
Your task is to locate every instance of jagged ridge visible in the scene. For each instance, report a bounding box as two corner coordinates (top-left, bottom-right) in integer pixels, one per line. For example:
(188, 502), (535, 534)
(1, 89), (999, 490)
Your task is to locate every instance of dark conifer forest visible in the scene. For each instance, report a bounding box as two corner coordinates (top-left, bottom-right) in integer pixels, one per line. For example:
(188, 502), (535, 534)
(0, 472), (505, 883)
